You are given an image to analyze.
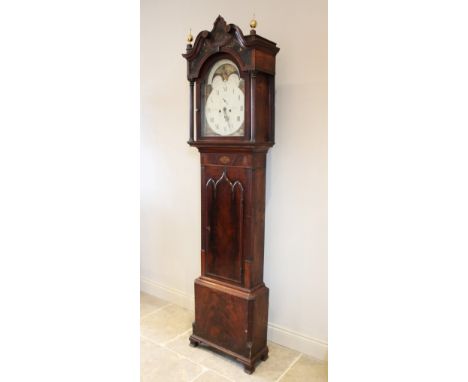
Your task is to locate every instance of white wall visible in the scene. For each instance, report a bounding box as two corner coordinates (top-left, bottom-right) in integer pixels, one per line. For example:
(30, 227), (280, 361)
(141, 0), (327, 359)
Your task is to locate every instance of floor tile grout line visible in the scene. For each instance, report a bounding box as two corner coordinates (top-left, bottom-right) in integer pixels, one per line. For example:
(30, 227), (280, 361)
(140, 302), (173, 321)
(162, 341), (235, 381)
(275, 353), (303, 382)
(141, 335), (201, 366)
(187, 366), (236, 382)
(161, 328), (192, 346)
(141, 333), (236, 382)
(199, 367), (235, 382)
(187, 368), (207, 382)
(140, 334), (164, 347)
(141, 334), (210, 379)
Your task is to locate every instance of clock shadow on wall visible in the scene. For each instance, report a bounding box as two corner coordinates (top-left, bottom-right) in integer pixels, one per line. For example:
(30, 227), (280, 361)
(182, 15), (279, 374)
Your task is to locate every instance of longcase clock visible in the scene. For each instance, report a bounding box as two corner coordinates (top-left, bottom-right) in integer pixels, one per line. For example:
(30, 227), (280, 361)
(182, 15), (279, 374)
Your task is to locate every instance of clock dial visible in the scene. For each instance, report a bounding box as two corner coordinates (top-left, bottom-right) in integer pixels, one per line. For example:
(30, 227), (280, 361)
(202, 59), (245, 137)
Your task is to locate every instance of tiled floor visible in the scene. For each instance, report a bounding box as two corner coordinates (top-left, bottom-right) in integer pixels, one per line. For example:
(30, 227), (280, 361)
(140, 292), (327, 382)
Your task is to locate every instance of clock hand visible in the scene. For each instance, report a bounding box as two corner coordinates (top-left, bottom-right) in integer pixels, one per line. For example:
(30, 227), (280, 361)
(222, 107), (230, 122)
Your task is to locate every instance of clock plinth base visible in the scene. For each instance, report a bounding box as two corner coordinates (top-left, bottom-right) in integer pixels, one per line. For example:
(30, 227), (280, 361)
(188, 334), (268, 374)
(190, 277), (269, 374)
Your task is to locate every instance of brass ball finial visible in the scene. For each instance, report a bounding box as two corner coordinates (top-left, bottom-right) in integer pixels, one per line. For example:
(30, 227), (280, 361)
(250, 17), (257, 29)
(187, 29), (193, 43)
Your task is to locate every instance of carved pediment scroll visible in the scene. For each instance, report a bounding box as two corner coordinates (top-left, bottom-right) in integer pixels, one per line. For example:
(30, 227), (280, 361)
(183, 15), (279, 80)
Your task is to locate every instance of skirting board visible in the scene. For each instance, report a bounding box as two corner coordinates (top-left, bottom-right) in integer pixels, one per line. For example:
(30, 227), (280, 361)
(140, 276), (195, 311)
(267, 323), (327, 361)
(140, 276), (328, 360)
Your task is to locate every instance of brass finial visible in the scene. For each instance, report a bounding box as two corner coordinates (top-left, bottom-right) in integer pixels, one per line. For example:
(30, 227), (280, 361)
(187, 28), (193, 43)
(250, 16), (257, 29)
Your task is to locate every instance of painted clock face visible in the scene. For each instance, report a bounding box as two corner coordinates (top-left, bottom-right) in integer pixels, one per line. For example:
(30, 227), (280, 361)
(201, 59), (245, 137)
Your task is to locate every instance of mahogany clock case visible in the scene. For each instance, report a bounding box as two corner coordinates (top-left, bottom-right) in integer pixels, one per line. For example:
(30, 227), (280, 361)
(183, 16), (279, 374)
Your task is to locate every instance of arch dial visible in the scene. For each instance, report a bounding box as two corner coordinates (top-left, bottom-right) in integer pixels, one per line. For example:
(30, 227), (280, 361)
(202, 59), (245, 137)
